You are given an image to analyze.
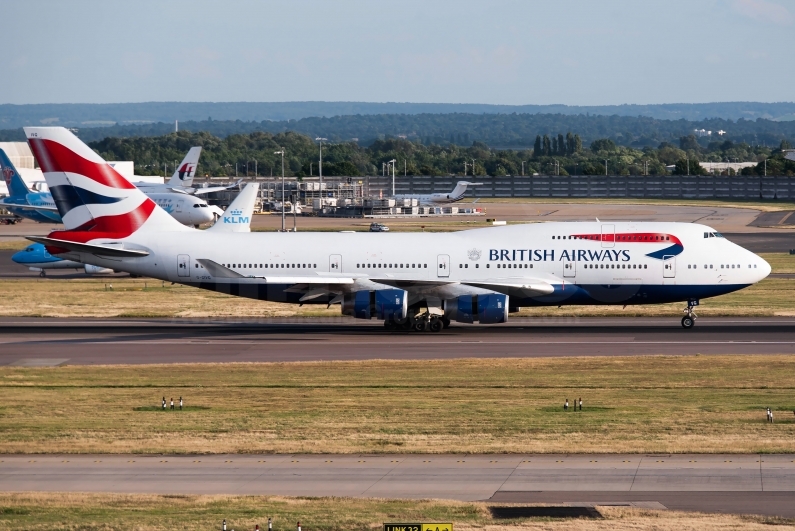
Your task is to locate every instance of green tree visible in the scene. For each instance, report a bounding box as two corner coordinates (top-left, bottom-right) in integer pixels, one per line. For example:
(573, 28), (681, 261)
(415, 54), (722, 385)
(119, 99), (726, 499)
(533, 135), (542, 158)
(557, 133), (565, 156)
(590, 138), (616, 152)
(672, 158), (707, 175)
(679, 135), (701, 152)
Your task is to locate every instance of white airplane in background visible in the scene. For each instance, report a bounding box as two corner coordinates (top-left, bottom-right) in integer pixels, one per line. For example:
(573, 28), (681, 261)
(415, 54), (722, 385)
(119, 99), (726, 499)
(133, 146), (242, 197)
(25, 127), (770, 331)
(394, 181), (483, 205)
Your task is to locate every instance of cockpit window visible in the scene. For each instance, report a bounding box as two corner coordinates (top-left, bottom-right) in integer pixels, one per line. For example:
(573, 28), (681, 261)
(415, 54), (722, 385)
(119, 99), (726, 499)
(704, 232), (724, 238)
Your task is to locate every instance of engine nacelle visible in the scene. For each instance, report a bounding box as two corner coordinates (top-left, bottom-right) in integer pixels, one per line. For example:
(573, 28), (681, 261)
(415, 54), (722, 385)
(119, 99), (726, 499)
(342, 289), (407, 320)
(84, 264), (114, 275)
(445, 293), (509, 324)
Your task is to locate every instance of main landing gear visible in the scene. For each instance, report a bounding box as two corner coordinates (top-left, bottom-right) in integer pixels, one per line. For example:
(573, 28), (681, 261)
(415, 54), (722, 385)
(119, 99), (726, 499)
(383, 313), (450, 333)
(681, 302), (698, 329)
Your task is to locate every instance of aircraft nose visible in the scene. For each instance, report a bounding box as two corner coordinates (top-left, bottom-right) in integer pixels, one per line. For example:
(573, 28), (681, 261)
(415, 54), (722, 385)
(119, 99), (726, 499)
(758, 255), (772, 280)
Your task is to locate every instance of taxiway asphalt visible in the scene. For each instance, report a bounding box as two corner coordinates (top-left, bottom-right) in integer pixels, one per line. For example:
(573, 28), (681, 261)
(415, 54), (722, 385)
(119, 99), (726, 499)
(2, 454), (794, 517)
(1, 317), (794, 366)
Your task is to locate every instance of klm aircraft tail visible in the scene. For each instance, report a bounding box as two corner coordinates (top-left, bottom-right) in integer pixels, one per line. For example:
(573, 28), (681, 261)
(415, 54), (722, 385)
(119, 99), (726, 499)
(208, 183), (259, 233)
(0, 148), (32, 197)
(166, 147), (202, 187)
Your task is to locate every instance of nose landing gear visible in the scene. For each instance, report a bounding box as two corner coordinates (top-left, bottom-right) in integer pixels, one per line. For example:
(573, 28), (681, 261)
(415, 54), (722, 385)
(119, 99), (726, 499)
(681, 301), (698, 329)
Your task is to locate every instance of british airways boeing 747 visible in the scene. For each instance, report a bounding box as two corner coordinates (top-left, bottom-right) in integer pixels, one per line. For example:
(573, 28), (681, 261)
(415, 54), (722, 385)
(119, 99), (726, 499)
(24, 127), (770, 330)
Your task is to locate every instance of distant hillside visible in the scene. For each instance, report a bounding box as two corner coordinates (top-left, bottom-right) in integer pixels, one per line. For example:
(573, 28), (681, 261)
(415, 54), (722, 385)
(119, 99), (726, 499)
(1, 112), (793, 148)
(1, 101), (795, 130)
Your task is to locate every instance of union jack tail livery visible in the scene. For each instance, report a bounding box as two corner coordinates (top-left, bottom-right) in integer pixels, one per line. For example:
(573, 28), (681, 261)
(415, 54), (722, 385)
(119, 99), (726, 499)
(24, 127), (186, 243)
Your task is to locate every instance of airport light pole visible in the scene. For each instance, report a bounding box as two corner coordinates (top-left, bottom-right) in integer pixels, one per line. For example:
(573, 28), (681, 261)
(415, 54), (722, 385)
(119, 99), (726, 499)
(315, 137), (327, 190)
(471, 159), (476, 177)
(521, 161), (526, 176)
(604, 159), (608, 176)
(275, 149), (285, 231)
(764, 158), (767, 176)
(389, 159), (396, 196)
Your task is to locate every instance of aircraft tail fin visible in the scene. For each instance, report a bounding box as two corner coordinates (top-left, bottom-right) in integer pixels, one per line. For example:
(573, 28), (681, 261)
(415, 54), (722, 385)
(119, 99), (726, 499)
(167, 146), (201, 187)
(0, 148), (32, 197)
(208, 183), (259, 233)
(24, 127), (187, 241)
(449, 181), (483, 200)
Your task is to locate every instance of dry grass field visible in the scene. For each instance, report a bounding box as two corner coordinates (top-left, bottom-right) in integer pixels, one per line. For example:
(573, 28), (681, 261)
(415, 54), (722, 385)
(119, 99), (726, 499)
(1, 356), (794, 455)
(0, 493), (791, 531)
(0, 253), (791, 318)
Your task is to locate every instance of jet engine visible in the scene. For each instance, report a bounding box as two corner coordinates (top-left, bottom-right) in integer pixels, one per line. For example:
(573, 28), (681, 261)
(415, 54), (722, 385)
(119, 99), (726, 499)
(342, 289), (407, 320)
(84, 264), (114, 275)
(444, 293), (509, 324)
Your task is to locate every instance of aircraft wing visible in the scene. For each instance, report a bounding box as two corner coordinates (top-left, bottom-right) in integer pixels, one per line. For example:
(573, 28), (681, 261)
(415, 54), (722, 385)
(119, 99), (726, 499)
(191, 179), (244, 196)
(371, 277), (555, 297)
(196, 259), (355, 284)
(26, 237), (150, 258)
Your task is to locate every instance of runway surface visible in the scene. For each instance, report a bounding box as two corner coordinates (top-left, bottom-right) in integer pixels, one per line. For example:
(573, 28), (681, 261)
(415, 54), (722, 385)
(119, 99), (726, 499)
(1, 317), (794, 365)
(2, 454), (794, 517)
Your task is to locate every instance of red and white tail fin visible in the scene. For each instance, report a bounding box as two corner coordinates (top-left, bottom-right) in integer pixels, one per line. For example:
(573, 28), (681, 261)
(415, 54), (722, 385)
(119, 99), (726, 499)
(167, 146), (201, 187)
(24, 127), (186, 242)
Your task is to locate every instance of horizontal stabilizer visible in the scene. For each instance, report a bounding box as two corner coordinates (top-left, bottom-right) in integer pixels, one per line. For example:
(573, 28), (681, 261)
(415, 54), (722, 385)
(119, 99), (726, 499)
(0, 201), (58, 211)
(192, 179), (244, 195)
(26, 236), (150, 258)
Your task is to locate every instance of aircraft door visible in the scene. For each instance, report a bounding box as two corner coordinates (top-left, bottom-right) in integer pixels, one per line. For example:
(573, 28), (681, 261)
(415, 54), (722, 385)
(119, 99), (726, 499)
(601, 224), (615, 248)
(329, 254), (342, 272)
(563, 261), (576, 278)
(178, 254), (191, 277)
(437, 254), (450, 278)
(663, 255), (676, 278)
(176, 200), (184, 213)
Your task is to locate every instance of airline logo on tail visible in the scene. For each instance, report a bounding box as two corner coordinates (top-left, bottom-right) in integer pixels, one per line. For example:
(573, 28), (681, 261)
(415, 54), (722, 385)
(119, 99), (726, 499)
(178, 163), (196, 181)
(1, 166), (14, 186)
(26, 128), (160, 242)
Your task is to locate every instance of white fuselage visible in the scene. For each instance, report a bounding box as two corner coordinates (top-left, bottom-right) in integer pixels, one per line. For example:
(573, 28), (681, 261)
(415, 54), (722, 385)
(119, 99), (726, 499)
(60, 222), (770, 309)
(147, 193), (215, 226)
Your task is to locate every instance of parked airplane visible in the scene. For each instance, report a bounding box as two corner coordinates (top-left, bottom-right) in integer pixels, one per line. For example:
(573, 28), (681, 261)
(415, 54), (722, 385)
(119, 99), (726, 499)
(0, 147), (219, 226)
(11, 183), (260, 277)
(132, 146), (242, 196)
(0, 149), (61, 223)
(25, 127), (770, 330)
(394, 181), (482, 205)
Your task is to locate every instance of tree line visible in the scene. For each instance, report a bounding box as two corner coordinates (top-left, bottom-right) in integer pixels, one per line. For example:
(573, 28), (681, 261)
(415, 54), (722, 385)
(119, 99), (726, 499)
(86, 130), (795, 178)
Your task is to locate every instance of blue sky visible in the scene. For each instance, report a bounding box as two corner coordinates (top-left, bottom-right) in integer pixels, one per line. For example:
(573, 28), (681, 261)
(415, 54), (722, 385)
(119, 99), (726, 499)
(3, 0), (793, 105)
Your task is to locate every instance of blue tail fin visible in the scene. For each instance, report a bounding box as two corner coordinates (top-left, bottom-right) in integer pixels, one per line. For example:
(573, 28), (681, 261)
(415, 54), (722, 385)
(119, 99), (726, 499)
(0, 149), (31, 197)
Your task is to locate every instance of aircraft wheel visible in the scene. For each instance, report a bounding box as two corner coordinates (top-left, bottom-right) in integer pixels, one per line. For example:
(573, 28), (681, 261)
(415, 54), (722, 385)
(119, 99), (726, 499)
(413, 320), (427, 332)
(429, 318), (443, 333)
(441, 317), (451, 329)
(39, 271), (46, 278)
(681, 316), (695, 329)
(383, 319), (397, 330)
